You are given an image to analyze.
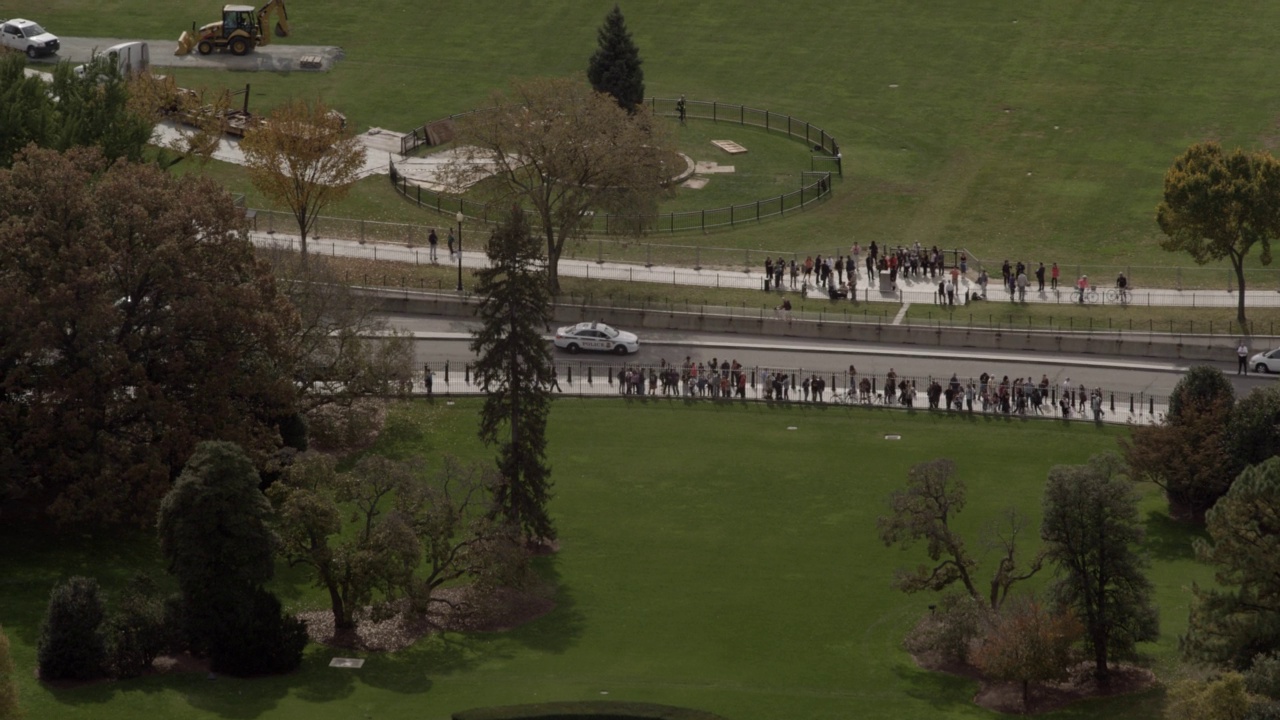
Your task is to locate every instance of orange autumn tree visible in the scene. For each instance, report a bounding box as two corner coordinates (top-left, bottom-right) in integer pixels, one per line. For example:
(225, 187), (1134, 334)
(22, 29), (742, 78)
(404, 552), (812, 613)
(970, 597), (1083, 712)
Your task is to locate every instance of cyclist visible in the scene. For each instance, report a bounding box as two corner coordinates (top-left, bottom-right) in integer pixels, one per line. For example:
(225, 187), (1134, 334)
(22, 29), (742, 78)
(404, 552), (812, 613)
(1116, 272), (1129, 302)
(1076, 274), (1089, 304)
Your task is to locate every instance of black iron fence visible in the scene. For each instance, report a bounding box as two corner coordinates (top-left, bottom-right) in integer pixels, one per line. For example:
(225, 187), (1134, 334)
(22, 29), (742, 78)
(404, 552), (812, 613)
(390, 96), (839, 234)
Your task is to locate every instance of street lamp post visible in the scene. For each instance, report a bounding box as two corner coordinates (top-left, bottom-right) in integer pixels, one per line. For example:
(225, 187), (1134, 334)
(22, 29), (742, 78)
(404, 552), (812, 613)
(455, 211), (464, 292)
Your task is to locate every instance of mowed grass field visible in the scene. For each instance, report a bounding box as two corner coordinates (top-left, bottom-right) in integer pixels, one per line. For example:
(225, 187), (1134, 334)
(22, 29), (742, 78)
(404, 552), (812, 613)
(1, 400), (1210, 719)
(12, 0), (1280, 282)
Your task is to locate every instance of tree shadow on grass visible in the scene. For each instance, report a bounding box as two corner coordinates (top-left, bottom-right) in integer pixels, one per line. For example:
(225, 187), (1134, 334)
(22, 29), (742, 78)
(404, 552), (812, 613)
(1143, 508), (1208, 562)
(499, 553), (585, 656)
(890, 662), (980, 712)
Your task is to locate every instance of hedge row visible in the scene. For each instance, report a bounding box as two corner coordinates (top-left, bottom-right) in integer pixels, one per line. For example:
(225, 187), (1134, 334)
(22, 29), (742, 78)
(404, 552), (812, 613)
(453, 701), (730, 720)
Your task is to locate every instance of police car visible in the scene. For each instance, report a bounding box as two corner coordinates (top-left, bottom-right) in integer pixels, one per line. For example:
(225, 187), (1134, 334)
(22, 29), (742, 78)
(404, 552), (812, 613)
(553, 322), (640, 355)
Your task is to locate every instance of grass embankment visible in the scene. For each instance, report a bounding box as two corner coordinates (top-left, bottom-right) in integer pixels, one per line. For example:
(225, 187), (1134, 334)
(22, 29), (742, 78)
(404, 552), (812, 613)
(3, 400), (1207, 720)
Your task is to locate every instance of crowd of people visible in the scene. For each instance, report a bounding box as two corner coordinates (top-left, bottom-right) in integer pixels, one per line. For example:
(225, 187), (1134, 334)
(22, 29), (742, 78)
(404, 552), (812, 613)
(603, 359), (1112, 421)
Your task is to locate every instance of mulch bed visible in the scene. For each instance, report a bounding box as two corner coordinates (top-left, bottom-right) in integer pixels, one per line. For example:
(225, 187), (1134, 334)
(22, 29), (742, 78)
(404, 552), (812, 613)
(298, 584), (556, 653)
(913, 652), (1157, 715)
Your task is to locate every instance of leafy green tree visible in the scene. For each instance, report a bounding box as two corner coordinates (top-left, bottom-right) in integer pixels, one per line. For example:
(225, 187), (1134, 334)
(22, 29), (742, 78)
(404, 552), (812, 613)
(0, 625), (21, 719)
(0, 53), (151, 169)
(449, 77), (675, 293)
(36, 576), (108, 681)
(1041, 454), (1159, 684)
(0, 146), (299, 526)
(157, 442), (302, 675)
(1184, 458), (1280, 671)
(970, 597), (1083, 712)
(1157, 142), (1280, 325)
(270, 452), (420, 630)
(878, 459), (1042, 609)
(48, 57), (151, 165)
(587, 4), (646, 112)
(105, 574), (170, 679)
(1225, 386), (1280, 470)
(471, 206), (557, 541)
(0, 54), (53, 167)
(1123, 365), (1237, 521)
(272, 452), (522, 630)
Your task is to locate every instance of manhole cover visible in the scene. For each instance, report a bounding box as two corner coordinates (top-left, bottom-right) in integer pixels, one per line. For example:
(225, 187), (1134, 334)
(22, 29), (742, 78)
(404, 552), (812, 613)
(884, 434), (902, 440)
(329, 658), (364, 669)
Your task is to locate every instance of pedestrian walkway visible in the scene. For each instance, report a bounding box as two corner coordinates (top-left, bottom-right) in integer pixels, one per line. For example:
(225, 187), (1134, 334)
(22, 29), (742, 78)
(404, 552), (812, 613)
(250, 231), (1280, 310)
(412, 363), (1167, 427)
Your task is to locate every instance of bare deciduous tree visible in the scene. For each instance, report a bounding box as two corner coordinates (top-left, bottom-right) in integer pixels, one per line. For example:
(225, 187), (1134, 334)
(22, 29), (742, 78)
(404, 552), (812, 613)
(447, 76), (675, 293)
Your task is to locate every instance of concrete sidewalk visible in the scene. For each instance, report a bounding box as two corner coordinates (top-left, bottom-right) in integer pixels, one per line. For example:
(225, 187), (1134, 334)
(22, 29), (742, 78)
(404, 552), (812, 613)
(409, 372), (1167, 427)
(250, 231), (1280, 310)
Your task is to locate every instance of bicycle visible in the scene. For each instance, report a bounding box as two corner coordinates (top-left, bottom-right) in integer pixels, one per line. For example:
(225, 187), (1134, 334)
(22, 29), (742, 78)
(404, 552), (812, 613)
(1106, 287), (1130, 304)
(1075, 286), (1099, 304)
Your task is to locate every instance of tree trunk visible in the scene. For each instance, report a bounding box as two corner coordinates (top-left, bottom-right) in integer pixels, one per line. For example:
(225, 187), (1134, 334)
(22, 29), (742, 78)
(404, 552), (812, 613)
(1232, 253), (1247, 327)
(1022, 679), (1030, 713)
(545, 237), (562, 294)
(298, 222), (310, 267)
(1093, 630), (1109, 685)
(328, 581), (351, 629)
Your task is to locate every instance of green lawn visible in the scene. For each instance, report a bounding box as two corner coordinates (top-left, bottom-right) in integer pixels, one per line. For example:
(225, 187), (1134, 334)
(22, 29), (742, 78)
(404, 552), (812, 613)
(2, 400), (1209, 719)
(13, 0), (1280, 282)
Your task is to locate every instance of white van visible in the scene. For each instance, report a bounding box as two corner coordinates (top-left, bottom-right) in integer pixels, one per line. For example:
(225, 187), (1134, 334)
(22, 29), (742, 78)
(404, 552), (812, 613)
(75, 41), (150, 79)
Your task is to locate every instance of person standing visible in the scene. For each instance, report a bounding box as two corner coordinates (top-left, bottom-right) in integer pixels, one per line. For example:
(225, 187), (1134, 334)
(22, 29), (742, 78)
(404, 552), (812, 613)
(1017, 271), (1028, 302)
(1051, 262), (1060, 289)
(851, 243), (861, 275)
(835, 255), (845, 284)
(447, 229), (456, 258)
(1076, 274), (1088, 304)
(1035, 262), (1046, 292)
(423, 363), (433, 397)
(428, 228), (439, 262)
(1239, 340), (1250, 375)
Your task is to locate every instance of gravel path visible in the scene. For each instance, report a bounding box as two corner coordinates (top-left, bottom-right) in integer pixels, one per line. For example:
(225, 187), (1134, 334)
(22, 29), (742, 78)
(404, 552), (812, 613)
(29, 36), (343, 71)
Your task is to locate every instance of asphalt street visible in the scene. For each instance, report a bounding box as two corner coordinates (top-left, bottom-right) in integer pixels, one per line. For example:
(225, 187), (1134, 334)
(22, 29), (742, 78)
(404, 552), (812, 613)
(381, 312), (1278, 406)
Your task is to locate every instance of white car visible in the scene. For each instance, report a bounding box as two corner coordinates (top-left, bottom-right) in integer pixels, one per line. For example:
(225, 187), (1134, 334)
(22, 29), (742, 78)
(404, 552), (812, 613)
(0, 19), (59, 58)
(1250, 348), (1280, 374)
(554, 322), (639, 355)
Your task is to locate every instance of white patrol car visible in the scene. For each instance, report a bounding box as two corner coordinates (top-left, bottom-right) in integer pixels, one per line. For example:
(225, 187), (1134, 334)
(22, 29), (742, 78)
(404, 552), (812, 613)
(0, 19), (59, 58)
(553, 322), (640, 355)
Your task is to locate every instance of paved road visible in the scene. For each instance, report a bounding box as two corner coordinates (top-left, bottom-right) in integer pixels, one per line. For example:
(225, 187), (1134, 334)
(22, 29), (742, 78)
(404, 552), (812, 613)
(29, 36), (343, 71)
(379, 312), (1280, 424)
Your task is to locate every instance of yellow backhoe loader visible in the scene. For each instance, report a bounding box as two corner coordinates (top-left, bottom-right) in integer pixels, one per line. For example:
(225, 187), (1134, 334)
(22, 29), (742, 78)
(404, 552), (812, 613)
(175, 0), (289, 56)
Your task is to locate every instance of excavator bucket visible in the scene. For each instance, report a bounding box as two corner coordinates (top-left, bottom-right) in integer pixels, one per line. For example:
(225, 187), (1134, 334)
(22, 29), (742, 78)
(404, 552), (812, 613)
(273, 20), (288, 38)
(175, 30), (197, 56)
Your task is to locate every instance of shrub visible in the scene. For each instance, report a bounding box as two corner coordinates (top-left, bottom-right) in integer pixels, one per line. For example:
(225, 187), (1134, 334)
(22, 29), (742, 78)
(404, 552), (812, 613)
(106, 574), (170, 679)
(209, 588), (308, 677)
(902, 592), (992, 664)
(1248, 653), (1280, 700)
(1165, 673), (1252, 720)
(37, 576), (107, 681)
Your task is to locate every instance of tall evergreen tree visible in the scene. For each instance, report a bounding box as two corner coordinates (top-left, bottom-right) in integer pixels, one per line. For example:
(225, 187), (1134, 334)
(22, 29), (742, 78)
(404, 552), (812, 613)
(470, 206), (557, 541)
(587, 4), (645, 112)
